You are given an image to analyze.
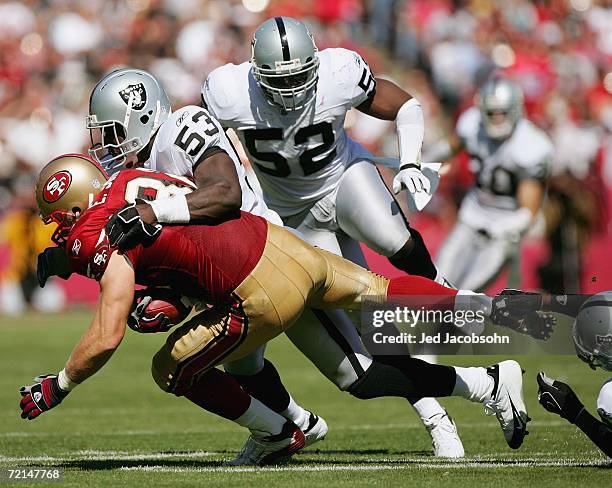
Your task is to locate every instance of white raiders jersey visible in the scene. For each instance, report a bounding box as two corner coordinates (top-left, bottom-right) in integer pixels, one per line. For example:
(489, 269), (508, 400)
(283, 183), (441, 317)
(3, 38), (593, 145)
(145, 105), (273, 220)
(455, 107), (553, 229)
(202, 48), (376, 217)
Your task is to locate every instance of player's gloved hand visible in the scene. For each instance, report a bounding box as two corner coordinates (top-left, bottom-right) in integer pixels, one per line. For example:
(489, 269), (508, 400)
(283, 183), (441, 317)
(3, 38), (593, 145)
(393, 164), (431, 195)
(127, 290), (173, 334)
(105, 199), (162, 251)
(19, 374), (69, 420)
(37, 247), (73, 287)
(491, 289), (555, 340)
(537, 372), (585, 423)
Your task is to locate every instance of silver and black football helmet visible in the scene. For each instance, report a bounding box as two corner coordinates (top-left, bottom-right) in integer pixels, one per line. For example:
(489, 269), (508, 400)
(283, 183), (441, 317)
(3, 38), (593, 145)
(573, 291), (612, 372)
(86, 68), (171, 174)
(477, 77), (524, 140)
(251, 17), (319, 111)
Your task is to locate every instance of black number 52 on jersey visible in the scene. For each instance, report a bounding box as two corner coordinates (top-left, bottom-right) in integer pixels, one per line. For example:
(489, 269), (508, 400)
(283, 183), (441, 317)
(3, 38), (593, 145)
(243, 121), (336, 178)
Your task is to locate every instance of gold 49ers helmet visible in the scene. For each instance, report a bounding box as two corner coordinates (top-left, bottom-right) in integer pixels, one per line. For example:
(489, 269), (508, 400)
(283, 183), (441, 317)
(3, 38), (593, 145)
(35, 154), (108, 245)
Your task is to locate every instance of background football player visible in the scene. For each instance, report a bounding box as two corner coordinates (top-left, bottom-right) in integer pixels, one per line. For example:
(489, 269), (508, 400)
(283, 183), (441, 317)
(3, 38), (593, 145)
(536, 291), (612, 458)
(425, 77), (553, 291)
(83, 67), (465, 458)
(201, 16), (466, 457)
(22, 154), (536, 461)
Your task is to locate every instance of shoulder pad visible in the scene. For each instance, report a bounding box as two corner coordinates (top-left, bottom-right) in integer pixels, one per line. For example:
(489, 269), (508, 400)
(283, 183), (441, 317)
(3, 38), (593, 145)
(322, 48), (360, 85)
(512, 120), (554, 168)
(203, 63), (248, 121)
(456, 107), (481, 139)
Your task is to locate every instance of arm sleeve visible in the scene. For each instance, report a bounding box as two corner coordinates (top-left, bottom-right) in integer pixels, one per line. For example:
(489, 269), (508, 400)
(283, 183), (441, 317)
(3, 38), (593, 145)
(67, 228), (113, 282)
(574, 408), (612, 458)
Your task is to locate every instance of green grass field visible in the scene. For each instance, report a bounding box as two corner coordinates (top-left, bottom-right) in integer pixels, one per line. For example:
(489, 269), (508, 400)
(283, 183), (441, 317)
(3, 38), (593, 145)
(1, 311), (611, 487)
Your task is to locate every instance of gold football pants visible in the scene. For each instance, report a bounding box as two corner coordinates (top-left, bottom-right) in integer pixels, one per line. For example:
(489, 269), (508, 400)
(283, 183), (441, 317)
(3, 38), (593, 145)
(152, 222), (389, 394)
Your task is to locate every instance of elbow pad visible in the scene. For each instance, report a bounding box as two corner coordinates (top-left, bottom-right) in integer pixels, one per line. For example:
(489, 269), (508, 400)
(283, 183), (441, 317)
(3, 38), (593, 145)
(396, 98), (425, 169)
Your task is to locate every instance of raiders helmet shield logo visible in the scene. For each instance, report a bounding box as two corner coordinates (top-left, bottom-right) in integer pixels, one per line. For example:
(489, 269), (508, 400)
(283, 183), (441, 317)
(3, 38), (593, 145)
(43, 170), (72, 203)
(119, 83), (147, 111)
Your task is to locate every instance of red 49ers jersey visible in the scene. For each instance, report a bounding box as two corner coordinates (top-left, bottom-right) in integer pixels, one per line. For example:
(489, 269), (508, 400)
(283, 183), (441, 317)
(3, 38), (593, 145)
(65, 168), (267, 304)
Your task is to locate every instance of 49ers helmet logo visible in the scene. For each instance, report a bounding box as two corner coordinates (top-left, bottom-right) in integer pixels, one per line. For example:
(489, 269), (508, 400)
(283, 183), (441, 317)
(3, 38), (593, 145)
(119, 83), (147, 110)
(43, 171), (72, 203)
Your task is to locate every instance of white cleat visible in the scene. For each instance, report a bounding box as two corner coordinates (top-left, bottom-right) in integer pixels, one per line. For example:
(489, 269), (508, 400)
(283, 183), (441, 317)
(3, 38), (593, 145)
(302, 411), (328, 447)
(223, 420), (305, 466)
(422, 411), (465, 458)
(484, 360), (530, 449)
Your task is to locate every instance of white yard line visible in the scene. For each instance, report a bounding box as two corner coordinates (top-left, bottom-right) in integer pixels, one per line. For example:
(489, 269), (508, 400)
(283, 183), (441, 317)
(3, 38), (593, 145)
(118, 460), (611, 473)
(0, 451), (608, 469)
(0, 451), (221, 463)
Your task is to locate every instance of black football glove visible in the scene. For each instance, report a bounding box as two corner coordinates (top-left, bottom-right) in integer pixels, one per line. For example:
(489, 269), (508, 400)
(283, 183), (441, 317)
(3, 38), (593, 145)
(537, 372), (585, 423)
(19, 374), (69, 420)
(491, 289), (555, 340)
(127, 291), (173, 334)
(37, 247), (73, 288)
(105, 200), (162, 252)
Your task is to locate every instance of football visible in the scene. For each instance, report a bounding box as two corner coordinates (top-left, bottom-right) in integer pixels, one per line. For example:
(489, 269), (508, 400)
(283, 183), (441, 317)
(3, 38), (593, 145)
(139, 288), (191, 325)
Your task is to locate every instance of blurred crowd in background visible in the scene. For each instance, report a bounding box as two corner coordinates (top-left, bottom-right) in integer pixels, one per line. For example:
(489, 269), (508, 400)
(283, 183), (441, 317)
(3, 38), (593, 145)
(1, 0), (611, 313)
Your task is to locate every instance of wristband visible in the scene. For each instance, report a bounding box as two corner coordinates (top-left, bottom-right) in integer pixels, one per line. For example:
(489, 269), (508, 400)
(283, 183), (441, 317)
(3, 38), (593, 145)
(149, 194), (190, 224)
(58, 368), (79, 392)
(399, 163), (421, 171)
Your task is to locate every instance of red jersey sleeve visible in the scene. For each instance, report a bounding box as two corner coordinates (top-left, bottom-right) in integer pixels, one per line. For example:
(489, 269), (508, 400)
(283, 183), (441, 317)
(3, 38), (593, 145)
(66, 211), (114, 282)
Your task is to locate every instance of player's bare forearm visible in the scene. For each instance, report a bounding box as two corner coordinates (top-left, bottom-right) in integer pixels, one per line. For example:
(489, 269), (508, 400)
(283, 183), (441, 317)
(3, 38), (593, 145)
(517, 179), (545, 217)
(356, 78), (412, 120)
(180, 150), (243, 222)
(423, 132), (464, 168)
(185, 180), (241, 222)
(574, 408), (612, 457)
(137, 150), (242, 225)
(64, 253), (133, 384)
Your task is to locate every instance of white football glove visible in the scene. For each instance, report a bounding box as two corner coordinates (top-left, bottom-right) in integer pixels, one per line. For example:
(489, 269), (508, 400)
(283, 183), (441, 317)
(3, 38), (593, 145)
(393, 166), (431, 195)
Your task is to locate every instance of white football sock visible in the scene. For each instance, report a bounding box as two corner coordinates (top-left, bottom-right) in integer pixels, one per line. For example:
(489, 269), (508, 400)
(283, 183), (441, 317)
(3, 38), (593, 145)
(280, 396), (310, 431)
(234, 397), (287, 438)
(452, 367), (494, 403)
(412, 397), (447, 420)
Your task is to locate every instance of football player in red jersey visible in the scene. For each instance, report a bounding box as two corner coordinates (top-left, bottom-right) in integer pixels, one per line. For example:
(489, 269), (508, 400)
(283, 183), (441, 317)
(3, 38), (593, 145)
(21, 154), (544, 454)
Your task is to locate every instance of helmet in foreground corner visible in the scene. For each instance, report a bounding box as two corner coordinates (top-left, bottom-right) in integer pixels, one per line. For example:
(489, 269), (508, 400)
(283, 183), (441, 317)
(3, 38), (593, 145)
(35, 154), (108, 246)
(573, 291), (612, 372)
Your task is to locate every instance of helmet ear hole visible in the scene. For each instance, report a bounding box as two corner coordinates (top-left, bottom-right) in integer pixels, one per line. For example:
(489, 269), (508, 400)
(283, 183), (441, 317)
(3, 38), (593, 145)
(140, 114), (150, 124)
(262, 64), (271, 70)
